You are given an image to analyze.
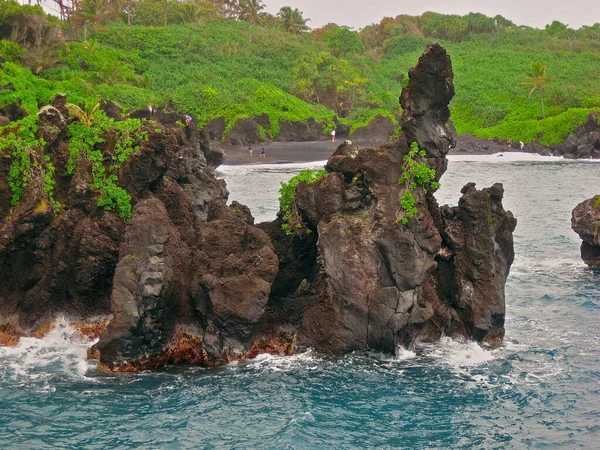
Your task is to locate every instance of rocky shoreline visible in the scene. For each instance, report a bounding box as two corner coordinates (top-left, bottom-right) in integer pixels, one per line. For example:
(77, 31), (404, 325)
(0, 44), (516, 371)
(572, 196), (600, 267)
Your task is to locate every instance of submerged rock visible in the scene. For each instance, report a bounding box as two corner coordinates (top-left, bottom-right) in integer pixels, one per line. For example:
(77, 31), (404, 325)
(572, 196), (600, 266)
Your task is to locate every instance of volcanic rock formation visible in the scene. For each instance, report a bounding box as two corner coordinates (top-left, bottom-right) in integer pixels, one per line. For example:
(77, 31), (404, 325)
(0, 43), (516, 369)
(263, 43), (516, 353)
(572, 196), (600, 266)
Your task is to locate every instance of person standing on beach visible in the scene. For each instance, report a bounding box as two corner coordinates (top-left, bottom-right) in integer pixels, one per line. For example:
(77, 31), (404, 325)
(331, 129), (336, 142)
(248, 144), (253, 157)
(260, 147), (265, 158)
(148, 103), (154, 117)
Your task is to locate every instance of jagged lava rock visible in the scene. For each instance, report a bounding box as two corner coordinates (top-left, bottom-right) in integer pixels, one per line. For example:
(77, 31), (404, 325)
(264, 43), (516, 355)
(572, 196), (600, 266)
(0, 95), (228, 351)
(94, 198), (186, 370)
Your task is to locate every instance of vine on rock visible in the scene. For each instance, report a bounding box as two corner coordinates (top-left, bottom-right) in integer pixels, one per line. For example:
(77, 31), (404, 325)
(397, 141), (439, 224)
(279, 169), (327, 235)
(0, 115), (45, 206)
(66, 105), (148, 222)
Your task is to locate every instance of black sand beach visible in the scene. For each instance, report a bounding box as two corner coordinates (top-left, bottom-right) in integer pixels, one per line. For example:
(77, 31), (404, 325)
(219, 136), (515, 166)
(220, 141), (340, 165)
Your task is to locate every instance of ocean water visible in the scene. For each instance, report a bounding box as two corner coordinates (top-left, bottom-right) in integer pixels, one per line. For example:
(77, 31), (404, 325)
(1, 154), (599, 449)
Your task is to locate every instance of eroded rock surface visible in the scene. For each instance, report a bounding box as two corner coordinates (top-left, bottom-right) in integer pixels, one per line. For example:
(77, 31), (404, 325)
(1, 43), (516, 369)
(572, 197), (600, 266)
(264, 43), (516, 354)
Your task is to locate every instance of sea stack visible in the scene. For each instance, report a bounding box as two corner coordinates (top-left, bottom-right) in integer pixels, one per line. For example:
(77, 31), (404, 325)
(264, 43), (517, 353)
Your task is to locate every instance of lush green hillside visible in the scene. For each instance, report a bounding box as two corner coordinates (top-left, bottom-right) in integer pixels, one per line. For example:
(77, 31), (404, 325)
(2, 0), (600, 145)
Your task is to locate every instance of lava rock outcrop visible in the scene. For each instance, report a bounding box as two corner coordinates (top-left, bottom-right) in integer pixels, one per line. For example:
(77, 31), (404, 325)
(572, 196), (600, 266)
(264, 44), (516, 354)
(1, 43), (516, 369)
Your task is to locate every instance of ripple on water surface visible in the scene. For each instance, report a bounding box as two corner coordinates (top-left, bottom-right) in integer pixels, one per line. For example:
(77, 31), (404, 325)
(2, 156), (600, 449)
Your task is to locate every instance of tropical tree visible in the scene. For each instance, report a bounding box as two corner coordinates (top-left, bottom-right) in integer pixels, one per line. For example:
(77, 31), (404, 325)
(522, 61), (552, 119)
(277, 6), (309, 34)
(178, 2), (204, 24)
(212, 0), (238, 19)
(236, 0), (265, 24)
(292, 52), (367, 115)
(70, 0), (114, 36)
(323, 26), (364, 56)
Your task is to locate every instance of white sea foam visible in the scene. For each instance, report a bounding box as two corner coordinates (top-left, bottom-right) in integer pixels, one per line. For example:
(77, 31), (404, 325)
(0, 316), (97, 384)
(448, 153), (570, 162)
(395, 346), (417, 361)
(420, 337), (496, 367)
(231, 350), (321, 374)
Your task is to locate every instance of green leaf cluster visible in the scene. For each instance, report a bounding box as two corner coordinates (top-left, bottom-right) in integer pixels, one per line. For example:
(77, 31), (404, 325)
(397, 142), (439, 224)
(279, 168), (327, 235)
(66, 108), (148, 221)
(0, 115), (43, 205)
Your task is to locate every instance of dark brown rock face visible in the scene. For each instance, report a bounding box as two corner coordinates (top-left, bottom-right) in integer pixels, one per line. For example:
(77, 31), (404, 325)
(437, 183), (516, 344)
(349, 115), (398, 145)
(400, 44), (455, 156)
(94, 199), (185, 369)
(572, 197), (600, 266)
(2, 43), (516, 368)
(551, 113), (600, 159)
(275, 119), (329, 142)
(0, 95), (123, 330)
(265, 43), (516, 355)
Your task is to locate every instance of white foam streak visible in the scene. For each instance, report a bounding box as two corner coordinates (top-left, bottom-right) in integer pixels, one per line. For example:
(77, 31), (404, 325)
(231, 350), (321, 373)
(0, 317), (97, 384)
(448, 153), (571, 162)
(424, 337), (496, 367)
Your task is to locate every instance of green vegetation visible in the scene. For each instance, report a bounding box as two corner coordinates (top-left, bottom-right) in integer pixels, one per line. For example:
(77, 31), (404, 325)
(1, 115), (43, 205)
(397, 142), (439, 224)
(2, 1), (600, 154)
(279, 168), (327, 235)
(0, 90), (147, 220)
(522, 61), (553, 119)
(65, 107), (148, 221)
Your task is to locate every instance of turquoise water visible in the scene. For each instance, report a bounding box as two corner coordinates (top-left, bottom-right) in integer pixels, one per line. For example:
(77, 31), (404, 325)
(1, 154), (599, 449)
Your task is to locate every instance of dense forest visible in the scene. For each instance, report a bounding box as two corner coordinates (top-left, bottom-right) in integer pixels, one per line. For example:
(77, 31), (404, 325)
(2, 0), (600, 145)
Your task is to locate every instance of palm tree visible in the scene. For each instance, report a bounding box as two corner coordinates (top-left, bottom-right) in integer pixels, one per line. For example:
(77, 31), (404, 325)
(67, 103), (101, 127)
(277, 6), (310, 34)
(82, 38), (98, 53)
(236, 0), (265, 24)
(217, 0), (239, 19)
(522, 61), (552, 119)
(70, 0), (116, 37)
(179, 3), (204, 24)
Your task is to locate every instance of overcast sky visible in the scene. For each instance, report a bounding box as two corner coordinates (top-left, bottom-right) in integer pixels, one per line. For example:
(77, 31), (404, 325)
(264, 0), (600, 30)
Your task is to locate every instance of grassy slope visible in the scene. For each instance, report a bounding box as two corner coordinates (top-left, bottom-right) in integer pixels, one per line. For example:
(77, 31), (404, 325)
(2, 10), (600, 145)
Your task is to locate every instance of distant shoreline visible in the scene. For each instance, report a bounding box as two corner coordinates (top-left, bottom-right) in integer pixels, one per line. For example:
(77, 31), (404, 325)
(219, 138), (537, 166)
(220, 140), (340, 166)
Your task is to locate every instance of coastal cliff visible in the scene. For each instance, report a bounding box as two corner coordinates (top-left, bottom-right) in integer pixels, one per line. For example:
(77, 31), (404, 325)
(0, 44), (516, 368)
